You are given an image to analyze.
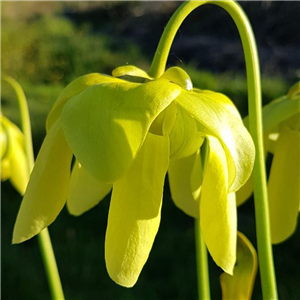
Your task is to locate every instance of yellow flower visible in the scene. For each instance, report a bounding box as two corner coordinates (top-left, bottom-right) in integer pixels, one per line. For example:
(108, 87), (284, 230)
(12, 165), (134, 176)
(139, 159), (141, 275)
(266, 82), (300, 244)
(237, 82), (300, 244)
(13, 66), (254, 287)
(1, 114), (29, 195)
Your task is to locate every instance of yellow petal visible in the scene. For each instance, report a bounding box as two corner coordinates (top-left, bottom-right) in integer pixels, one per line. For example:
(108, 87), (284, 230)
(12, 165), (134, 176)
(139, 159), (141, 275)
(112, 65), (152, 80)
(61, 80), (180, 183)
(8, 127), (29, 195)
(67, 161), (112, 216)
(105, 133), (169, 287)
(1, 115), (29, 194)
(46, 73), (124, 131)
(220, 231), (258, 300)
(1, 157), (11, 181)
(168, 150), (201, 218)
(169, 105), (204, 160)
(200, 135), (237, 274)
(268, 127), (300, 243)
(236, 176), (253, 207)
(176, 89), (255, 193)
(1, 121), (8, 159)
(13, 120), (73, 243)
(262, 96), (300, 132)
(159, 67), (193, 91)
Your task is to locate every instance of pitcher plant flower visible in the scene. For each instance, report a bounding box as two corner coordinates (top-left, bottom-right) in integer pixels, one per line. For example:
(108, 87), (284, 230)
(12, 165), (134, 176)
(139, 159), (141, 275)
(13, 65), (255, 287)
(266, 82), (299, 244)
(237, 82), (300, 244)
(1, 114), (29, 195)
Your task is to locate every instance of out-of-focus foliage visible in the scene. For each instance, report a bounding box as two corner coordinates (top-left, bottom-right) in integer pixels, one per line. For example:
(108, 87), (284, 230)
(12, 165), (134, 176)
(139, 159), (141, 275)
(1, 13), (145, 86)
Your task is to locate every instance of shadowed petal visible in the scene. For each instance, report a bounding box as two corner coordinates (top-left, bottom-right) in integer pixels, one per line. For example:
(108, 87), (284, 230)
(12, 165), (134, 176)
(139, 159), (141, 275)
(169, 105), (204, 160)
(46, 73), (124, 130)
(200, 135), (237, 274)
(1, 157), (11, 181)
(1, 116), (29, 194)
(176, 89), (255, 192)
(105, 133), (169, 287)
(268, 127), (300, 243)
(67, 161), (112, 216)
(220, 232), (257, 300)
(13, 120), (73, 243)
(61, 80), (180, 183)
(168, 150), (202, 218)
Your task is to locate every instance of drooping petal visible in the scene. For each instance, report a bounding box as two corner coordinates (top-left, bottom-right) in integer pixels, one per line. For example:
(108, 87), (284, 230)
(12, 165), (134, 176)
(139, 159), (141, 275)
(13, 120), (73, 243)
(105, 133), (169, 287)
(200, 135), (237, 274)
(261, 96), (299, 133)
(236, 176), (253, 207)
(169, 105), (204, 160)
(46, 73), (124, 130)
(176, 89), (254, 192)
(61, 80), (181, 183)
(268, 127), (300, 244)
(168, 150), (202, 218)
(67, 161), (112, 216)
(220, 231), (257, 300)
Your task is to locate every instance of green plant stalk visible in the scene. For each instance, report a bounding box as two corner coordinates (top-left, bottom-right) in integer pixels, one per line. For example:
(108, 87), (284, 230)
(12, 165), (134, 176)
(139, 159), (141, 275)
(195, 218), (211, 300)
(2, 75), (65, 300)
(149, 1), (278, 299)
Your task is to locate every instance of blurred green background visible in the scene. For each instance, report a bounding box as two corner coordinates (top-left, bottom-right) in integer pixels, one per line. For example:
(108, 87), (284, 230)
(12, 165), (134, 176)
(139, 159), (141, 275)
(1, 1), (299, 300)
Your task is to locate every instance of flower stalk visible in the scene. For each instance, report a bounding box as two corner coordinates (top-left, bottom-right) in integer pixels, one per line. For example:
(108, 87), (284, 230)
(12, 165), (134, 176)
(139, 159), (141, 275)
(195, 218), (211, 300)
(2, 75), (65, 300)
(149, 1), (278, 299)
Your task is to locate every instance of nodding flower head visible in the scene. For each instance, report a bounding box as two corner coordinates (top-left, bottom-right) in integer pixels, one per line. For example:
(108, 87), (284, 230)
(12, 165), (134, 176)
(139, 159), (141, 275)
(1, 114), (29, 195)
(265, 82), (300, 244)
(237, 82), (299, 244)
(13, 65), (255, 287)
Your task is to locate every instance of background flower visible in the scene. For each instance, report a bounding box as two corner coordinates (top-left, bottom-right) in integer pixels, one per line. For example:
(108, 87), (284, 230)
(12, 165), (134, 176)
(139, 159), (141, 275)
(1, 114), (29, 195)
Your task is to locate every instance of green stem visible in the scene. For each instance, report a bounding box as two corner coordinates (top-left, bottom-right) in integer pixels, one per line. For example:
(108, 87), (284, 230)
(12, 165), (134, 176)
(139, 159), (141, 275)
(2, 75), (65, 300)
(195, 218), (211, 300)
(149, 1), (278, 299)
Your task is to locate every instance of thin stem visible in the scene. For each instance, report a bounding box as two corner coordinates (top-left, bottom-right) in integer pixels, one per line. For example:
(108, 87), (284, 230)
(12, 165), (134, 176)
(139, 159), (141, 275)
(149, 1), (278, 299)
(195, 218), (211, 300)
(2, 75), (34, 169)
(38, 229), (65, 300)
(2, 75), (65, 300)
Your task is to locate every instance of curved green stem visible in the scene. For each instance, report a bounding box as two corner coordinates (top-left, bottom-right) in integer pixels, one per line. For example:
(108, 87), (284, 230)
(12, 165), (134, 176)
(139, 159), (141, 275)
(2, 75), (34, 169)
(2, 75), (65, 300)
(195, 218), (211, 300)
(150, 1), (278, 299)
